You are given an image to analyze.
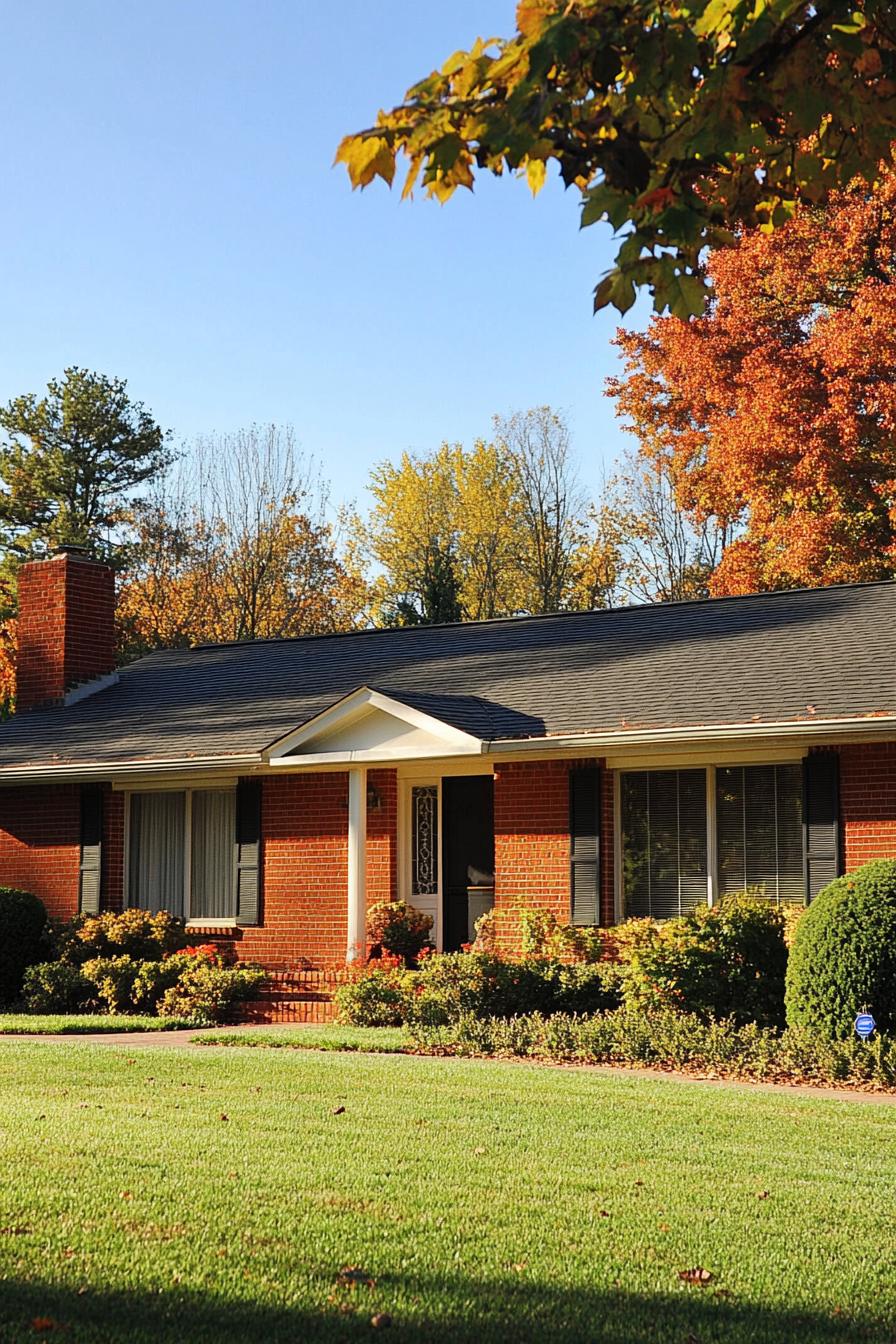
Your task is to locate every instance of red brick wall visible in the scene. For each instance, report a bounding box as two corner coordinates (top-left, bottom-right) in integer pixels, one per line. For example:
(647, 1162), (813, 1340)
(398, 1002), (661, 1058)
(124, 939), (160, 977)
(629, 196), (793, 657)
(17, 551), (116, 711)
(366, 768), (398, 908)
(837, 742), (896, 871)
(493, 758), (611, 943)
(217, 770), (399, 969)
(0, 784), (81, 920)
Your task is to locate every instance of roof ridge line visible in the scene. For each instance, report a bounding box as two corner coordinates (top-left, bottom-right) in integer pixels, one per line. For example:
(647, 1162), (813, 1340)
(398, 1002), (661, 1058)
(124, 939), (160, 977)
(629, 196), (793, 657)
(149, 577), (896, 659)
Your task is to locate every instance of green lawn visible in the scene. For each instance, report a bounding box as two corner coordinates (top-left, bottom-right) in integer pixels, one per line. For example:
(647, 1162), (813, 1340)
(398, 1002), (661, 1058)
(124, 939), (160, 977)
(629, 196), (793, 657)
(196, 1024), (409, 1051)
(0, 1014), (198, 1034)
(0, 1042), (894, 1343)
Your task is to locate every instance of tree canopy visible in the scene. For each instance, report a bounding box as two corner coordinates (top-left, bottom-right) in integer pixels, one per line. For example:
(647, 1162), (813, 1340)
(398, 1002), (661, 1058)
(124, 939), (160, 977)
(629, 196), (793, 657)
(117, 426), (368, 655)
(608, 168), (896, 593)
(358, 409), (601, 622)
(337, 0), (896, 317)
(0, 367), (172, 561)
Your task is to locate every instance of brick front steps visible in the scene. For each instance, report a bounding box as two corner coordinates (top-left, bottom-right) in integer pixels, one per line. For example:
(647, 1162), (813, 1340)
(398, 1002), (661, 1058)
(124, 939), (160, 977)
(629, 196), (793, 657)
(240, 968), (343, 1025)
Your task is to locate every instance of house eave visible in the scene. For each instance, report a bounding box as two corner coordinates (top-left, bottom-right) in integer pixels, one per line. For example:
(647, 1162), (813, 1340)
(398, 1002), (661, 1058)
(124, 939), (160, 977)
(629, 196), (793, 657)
(0, 753), (264, 785)
(485, 715), (896, 755)
(0, 712), (893, 785)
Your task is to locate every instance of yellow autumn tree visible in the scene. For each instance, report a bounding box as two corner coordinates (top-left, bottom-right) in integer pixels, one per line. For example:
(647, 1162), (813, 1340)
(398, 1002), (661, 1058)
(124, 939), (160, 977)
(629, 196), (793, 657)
(361, 409), (608, 623)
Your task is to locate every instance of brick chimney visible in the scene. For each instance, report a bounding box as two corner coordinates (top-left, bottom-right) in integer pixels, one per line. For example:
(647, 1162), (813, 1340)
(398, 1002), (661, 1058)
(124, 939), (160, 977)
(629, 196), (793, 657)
(16, 547), (117, 712)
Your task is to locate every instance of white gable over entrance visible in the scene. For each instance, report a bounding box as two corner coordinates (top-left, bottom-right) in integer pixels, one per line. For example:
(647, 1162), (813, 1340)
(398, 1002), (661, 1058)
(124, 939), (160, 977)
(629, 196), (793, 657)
(266, 687), (485, 765)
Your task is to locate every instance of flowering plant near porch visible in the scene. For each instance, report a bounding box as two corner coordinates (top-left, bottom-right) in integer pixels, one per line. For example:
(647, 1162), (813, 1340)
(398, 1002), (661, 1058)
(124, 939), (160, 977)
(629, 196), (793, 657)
(365, 899), (433, 965)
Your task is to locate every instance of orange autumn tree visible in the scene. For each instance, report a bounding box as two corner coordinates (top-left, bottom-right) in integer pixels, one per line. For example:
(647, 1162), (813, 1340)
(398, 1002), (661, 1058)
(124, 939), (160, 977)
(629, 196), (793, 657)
(609, 170), (896, 594)
(117, 426), (369, 656)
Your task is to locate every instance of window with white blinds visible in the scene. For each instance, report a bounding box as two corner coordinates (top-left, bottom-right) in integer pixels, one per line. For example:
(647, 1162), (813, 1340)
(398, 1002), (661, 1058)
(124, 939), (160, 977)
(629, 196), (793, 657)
(716, 764), (803, 905)
(129, 789), (237, 920)
(621, 769), (708, 919)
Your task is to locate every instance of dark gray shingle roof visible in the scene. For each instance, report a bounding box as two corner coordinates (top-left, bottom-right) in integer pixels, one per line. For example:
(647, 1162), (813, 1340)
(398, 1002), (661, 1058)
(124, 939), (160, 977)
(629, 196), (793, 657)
(0, 580), (894, 770)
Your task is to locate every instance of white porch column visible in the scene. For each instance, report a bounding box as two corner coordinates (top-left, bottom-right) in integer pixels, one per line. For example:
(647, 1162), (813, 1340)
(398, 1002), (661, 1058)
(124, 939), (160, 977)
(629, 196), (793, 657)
(346, 766), (367, 961)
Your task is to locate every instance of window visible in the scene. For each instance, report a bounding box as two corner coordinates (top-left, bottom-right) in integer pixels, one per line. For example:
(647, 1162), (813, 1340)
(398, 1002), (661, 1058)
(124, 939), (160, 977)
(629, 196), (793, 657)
(128, 789), (236, 921)
(407, 783), (440, 946)
(716, 764), (803, 905)
(621, 769), (708, 919)
(411, 785), (439, 897)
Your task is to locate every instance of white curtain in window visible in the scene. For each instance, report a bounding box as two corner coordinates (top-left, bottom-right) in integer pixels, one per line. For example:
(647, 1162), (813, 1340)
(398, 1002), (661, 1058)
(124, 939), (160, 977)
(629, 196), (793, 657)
(191, 790), (236, 920)
(129, 792), (185, 915)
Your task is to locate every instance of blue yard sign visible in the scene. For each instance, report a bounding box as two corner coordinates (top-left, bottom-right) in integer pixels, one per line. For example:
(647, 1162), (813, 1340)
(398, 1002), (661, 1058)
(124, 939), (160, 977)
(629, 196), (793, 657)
(855, 1013), (876, 1041)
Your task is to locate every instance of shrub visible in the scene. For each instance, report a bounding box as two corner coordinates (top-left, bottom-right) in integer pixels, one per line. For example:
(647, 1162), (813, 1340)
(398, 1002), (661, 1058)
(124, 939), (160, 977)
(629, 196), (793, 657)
(158, 960), (265, 1024)
(54, 909), (188, 965)
(518, 907), (602, 963)
(619, 894), (788, 1028)
(404, 952), (621, 1028)
(81, 957), (142, 1013)
(785, 860), (896, 1038)
(129, 950), (217, 1014)
(22, 962), (92, 1013)
(334, 957), (411, 1027)
(366, 900), (433, 965)
(0, 888), (48, 1004)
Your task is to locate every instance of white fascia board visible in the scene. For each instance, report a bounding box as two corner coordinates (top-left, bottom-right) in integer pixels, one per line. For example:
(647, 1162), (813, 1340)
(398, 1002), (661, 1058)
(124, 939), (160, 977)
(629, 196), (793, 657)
(486, 715), (896, 756)
(266, 686), (485, 763)
(0, 755), (262, 786)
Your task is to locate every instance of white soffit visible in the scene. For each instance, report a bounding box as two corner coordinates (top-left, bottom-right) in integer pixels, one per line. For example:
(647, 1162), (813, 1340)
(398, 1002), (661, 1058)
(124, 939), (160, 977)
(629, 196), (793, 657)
(266, 687), (485, 765)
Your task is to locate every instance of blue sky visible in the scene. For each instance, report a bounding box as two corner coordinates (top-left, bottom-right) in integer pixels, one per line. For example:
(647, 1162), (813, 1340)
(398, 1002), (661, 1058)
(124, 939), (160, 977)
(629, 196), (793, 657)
(1, 1), (649, 508)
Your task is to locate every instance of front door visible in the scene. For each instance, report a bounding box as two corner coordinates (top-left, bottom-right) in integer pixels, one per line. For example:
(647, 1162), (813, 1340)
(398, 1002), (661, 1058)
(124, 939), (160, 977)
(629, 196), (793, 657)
(441, 776), (495, 952)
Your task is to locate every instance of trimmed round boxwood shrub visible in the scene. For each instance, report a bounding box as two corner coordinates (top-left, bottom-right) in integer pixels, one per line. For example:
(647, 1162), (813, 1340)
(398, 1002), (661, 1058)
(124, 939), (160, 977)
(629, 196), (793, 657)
(785, 860), (896, 1038)
(0, 888), (48, 1003)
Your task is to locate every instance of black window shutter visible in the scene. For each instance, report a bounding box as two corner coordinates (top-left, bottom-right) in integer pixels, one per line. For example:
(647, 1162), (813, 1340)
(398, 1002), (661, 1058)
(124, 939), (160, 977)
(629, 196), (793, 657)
(803, 752), (840, 903)
(569, 767), (601, 926)
(234, 779), (262, 926)
(79, 786), (103, 915)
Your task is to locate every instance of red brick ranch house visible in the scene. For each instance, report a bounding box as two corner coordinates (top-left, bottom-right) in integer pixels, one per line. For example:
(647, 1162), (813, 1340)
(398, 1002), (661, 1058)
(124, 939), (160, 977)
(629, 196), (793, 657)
(1, 548), (894, 980)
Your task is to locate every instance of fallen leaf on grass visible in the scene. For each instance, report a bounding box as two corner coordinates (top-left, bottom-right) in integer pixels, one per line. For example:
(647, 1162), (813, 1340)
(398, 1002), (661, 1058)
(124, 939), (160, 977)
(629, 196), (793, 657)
(371, 1314), (392, 1328)
(756, 1191), (769, 1200)
(0, 1226), (30, 1236)
(31, 1319), (62, 1334)
(333, 1105), (346, 1115)
(337, 1265), (375, 1289)
(678, 1268), (713, 1285)
(220, 1114), (229, 1122)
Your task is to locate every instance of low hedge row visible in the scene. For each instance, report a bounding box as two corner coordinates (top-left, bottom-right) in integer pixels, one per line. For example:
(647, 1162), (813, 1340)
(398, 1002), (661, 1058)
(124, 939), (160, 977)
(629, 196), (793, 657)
(408, 1008), (896, 1090)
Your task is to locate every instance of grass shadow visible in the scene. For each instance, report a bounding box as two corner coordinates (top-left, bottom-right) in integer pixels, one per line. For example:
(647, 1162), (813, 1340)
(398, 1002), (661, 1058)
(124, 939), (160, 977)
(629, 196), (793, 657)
(0, 1270), (891, 1344)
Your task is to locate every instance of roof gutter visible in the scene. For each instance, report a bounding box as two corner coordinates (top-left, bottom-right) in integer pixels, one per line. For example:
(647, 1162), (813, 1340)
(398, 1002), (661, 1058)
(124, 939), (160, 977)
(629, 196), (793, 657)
(484, 715), (896, 755)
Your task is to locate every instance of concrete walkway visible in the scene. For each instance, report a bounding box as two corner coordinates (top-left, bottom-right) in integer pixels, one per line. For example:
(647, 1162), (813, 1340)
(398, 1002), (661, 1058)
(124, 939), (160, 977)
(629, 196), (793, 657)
(0, 1024), (287, 1048)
